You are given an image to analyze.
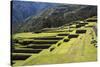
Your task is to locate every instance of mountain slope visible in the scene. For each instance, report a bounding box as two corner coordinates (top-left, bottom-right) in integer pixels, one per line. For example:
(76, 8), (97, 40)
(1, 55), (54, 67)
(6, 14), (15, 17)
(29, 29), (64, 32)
(17, 5), (97, 33)
(12, 1), (59, 23)
(11, 1), (58, 33)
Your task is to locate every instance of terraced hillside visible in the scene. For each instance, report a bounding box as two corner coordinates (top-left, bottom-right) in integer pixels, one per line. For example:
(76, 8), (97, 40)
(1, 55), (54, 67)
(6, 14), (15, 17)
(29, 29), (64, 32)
(11, 16), (97, 66)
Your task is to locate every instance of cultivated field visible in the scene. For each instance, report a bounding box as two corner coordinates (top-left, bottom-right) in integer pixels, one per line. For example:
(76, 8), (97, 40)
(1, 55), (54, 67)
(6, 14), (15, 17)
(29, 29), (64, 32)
(11, 16), (97, 66)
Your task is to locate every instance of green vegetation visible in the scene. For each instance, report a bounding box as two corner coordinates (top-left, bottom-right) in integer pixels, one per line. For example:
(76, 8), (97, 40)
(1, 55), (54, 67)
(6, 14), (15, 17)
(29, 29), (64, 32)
(13, 5), (97, 33)
(12, 16), (97, 66)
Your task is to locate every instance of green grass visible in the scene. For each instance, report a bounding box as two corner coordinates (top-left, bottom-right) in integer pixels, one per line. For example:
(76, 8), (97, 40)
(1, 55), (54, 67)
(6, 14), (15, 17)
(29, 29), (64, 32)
(19, 27), (97, 66)
(13, 32), (58, 39)
(12, 17), (97, 66)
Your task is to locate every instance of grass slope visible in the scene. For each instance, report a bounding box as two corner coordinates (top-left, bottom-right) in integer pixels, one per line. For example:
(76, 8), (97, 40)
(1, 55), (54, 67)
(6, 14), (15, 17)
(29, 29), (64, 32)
(12, 17), (97, 66)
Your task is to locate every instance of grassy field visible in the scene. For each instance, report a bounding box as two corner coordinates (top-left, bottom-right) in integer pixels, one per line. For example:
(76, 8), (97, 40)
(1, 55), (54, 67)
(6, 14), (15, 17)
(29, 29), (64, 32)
(12, 17), (97, 66)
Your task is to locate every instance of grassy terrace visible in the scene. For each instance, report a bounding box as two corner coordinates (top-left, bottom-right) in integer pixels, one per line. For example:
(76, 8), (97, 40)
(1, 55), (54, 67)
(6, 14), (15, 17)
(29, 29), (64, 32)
(12, 17), (97, 66)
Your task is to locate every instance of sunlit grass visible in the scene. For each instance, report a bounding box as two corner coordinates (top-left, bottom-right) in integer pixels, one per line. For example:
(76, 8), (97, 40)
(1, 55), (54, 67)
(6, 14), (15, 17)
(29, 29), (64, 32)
(12, 17), (97, 66)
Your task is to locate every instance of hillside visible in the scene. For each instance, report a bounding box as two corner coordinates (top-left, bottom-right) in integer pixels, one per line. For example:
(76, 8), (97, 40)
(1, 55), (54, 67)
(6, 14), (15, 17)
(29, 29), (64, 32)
(12, 16), (97, 66)
(16, 5), (97, 33)
(11, 2), (97, 66)
(11, 1), (58, 33)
